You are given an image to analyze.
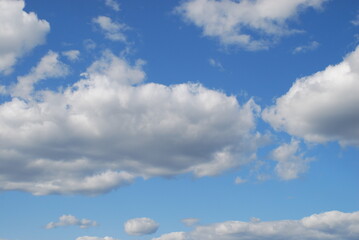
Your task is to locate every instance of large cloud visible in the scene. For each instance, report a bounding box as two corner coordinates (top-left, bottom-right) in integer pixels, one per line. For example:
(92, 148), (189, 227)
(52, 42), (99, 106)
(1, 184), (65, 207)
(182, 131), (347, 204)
(0, 0), (50, 74)
(0, 50), (261, 195)
(176, 0), (327, 50)
(153, 211), (359, 240)
(124, 217), (159, 236)
(263, 46), (359, 146)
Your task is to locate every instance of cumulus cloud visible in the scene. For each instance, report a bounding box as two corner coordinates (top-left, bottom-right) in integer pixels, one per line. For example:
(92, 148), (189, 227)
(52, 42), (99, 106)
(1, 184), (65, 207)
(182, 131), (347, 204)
(11, 51), (69, 98)
(124, 218), (159, 236)
(104, 0), (120, 11)
(0, 50), (261, 195)
(154, 211), (359, 240)
(263, 46), (359, 146)
(93, 16), (128, 42)
(182, 218), (199, 227)
(271, 139), (312, 180)
(46, 215), (97, 229)
(62, 50), (80, 62)
(293, 41), (319, 54)
(176, 0), (327, 50)
(0, 0), (50, 74)
(76, 237), (119, 240)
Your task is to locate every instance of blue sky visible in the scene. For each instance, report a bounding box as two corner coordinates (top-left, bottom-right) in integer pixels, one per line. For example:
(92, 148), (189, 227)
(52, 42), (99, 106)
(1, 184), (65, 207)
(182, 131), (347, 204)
(0, 0), (358, 240)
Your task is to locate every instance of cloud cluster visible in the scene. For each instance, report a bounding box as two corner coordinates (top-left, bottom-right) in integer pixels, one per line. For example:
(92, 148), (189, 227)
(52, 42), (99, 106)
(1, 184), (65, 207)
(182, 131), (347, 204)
(0, 0), (50, 74)
(176, 0), (327, 50)
(93, 16), (128, 42)
(46, 215), (97, 229)
(263, 46), (359, 146)
(0, 50), (261, 195)
(154, 211), (359, 240)
(124, 218), (159, 236)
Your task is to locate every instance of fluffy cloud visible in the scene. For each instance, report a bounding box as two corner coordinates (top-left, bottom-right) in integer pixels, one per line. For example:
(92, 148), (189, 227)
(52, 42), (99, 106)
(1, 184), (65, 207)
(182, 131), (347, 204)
(0, 0), (50, 74)
(182, 218), (199, 227)
(263, 46), (359, 146)
(62, 50), (80, 62)
(176, 0), (327, 50)
(124, 217), (159, 236)
(46, 215), (97, 229)
(271, 139), (312, 180)
(76, 237), (119, 240)
(11, 51), (69, 98)
(93, 16), (128, 42)
(104, 0), (120, 11)
(154, 211), (359, 240)
(0, 50), (261, 195)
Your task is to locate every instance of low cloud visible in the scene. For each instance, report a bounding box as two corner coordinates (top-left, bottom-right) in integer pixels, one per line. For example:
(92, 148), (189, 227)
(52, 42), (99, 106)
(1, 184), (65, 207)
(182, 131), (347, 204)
(76, 237), (119, 240)
(271, 139), (312, 180)
(154, 211), (359, 240)
(0, 0), (50, 74)
(93, 16), (128, 42)
(104, 0), (120, 11)
(124, 217), (159, 236)
(263, 46), (359, 146)
(176, 0), (327, 50)
(46, 215), (97, 229)
(182, 218), (199, 227)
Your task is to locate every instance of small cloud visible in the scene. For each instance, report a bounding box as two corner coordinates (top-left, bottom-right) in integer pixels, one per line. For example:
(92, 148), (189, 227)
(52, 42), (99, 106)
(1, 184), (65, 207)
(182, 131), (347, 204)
(181, 218), (199, 227)
(124, 217), (159, 236)
(234, 176), (246, 184)
(293, 41), (319, 54)
(84, 39), (97, 51)
(62, 50), (80, 61)
(93, 16), (128, 42)
(104, 0), (120, 12)
(352, 12), (359, 26)
(208, 58), (224, 71)
(271, 139), (312, 180)
(45, 215), (97, 229)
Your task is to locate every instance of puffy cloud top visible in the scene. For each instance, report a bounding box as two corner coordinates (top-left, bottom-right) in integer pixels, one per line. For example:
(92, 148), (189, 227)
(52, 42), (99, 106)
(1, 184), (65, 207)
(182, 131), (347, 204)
(124, 217), (159, 236)
(176, 0), (327, 50)
(0, 0), (50, 74)
(263, 46), (359, 146)
(0, 50), (261, 195)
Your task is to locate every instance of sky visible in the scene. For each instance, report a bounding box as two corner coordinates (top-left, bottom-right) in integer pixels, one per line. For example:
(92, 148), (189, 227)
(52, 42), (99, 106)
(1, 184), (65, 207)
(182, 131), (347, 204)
(0, 0), (358, 239)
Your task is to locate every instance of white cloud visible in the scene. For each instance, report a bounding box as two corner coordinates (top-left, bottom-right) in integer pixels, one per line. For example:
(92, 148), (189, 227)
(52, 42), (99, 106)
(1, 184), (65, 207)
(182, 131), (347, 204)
(293, 41), (319, 54)
(93, 16), (128, 42)
(84, 39), (97, 51)
(176, 0), (327, 50)
(0, 50), (262, 195)
(124, 217), (159, 236)
(152, 232), (187, 240)
(0, 0), (50, 74)
(234, 176), (246, 184)
(11, 51), (69, 99)
(263, 46), (359, 146)
(62, 50), (80, 61)
(352, 12), (359, 26)
(104, 0), (120, 12)
(155, 211), (359, 240)
(76, 237), (119, 240)
(208, 58), (224, 71)
(271, 139), (312, 180)
(182, 218), (199, 227)
(46, 215), (97, 229)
